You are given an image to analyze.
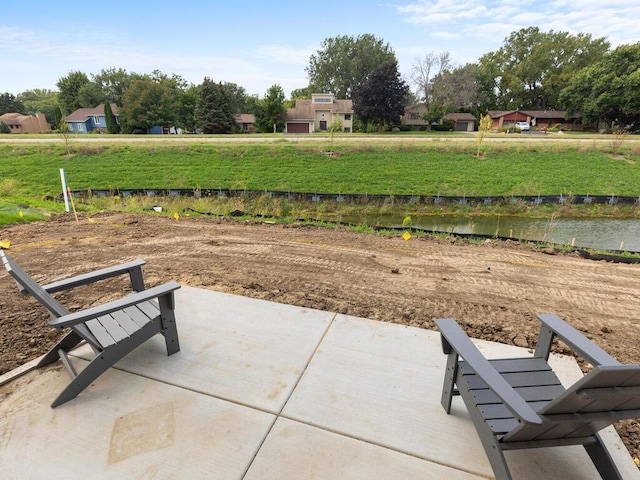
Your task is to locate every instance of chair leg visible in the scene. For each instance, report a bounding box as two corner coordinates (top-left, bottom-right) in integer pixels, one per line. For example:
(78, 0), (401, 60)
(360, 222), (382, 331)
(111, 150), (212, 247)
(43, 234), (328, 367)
(441, 352), (458, 413)
(36, 331), (84, 368)
(584, 432), (623, 480)
(158, 294), (180, 356)
(50, 323), (160, 408)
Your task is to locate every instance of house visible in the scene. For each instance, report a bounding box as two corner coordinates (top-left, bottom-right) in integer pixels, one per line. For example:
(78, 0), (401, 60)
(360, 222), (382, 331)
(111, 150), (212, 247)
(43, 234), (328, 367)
(65, 103), (119, 133)
(235, 114), (255, 133)
(487, 110), (582, 131)
(285, 93), (353, 134)
(443, 112), (476, 132)
(0, 112), (50, 134)
(401, 104), (429, 128)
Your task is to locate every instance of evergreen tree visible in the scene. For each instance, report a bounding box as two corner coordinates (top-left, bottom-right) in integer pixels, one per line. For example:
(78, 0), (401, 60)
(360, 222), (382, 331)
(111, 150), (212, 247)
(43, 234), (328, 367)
(104, 102), (119, 134)
(195, 78), (236, 134)
(0, 93), (25, 115)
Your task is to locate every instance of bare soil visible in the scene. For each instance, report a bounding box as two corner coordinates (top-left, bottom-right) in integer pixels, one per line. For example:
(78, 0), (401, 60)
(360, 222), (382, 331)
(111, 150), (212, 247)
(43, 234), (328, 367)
(1, 212), (639, 463)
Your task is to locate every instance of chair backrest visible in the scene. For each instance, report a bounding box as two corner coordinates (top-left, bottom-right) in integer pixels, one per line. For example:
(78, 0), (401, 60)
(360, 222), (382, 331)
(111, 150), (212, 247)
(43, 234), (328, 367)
(503, 364), (640, 442)
(1, 250), (69, 318)
(1, 251), (103, 350)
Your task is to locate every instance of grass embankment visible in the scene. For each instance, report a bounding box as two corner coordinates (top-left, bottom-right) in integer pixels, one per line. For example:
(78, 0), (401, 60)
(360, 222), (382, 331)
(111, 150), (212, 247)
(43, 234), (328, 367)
(0, 140), (639, 224)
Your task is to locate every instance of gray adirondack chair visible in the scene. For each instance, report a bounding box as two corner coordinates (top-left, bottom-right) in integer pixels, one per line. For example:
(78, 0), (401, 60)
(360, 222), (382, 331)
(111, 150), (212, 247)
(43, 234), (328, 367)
(1, 250), (181, 408)
(435, 315), (640, 480)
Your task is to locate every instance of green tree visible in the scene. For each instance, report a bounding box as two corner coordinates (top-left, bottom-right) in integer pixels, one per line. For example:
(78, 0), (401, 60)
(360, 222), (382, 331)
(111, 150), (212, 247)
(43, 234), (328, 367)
(77, 82), (105, 108)
(104, 102), (119, 134)
(352, 61), (409, 132)
(56, 71), (91, 114)
(431, 63), (487, 115)
(478, 27), (609, 110)
(306, 34), (397, 99)
(17, 89), (59, 125)
(560, 43), (640, 129)
(177, 85), (199, 133)
(0, 93), (24, 115)
(195, 78), (236, 134)
(255, 85), (286, 133)
(92, 67), (139, 106)
(119, 78), (176, 133)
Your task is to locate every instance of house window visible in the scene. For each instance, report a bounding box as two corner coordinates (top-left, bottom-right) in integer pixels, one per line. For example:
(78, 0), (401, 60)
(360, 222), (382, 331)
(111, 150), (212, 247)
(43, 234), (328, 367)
(78, 124), (84, 131)
(409, 113), (421, 120)
(343, 127), (351, 132)
(313, 97), (332, 103)
(344, 114), (351, 120)
(93, 116), (100, 124)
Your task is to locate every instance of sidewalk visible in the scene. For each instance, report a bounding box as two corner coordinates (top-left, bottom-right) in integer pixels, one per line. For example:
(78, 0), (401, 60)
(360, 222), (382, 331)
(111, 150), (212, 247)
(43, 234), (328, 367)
(1, 286), (638, 479)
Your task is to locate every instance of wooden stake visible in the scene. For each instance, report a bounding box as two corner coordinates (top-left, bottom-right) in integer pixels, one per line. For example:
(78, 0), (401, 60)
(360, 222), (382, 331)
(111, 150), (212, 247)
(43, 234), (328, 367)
(67, 188), (79, 224)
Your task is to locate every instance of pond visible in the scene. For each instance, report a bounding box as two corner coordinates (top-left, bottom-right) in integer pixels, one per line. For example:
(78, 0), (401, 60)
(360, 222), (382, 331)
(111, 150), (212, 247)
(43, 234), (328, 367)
(338, 214), (640, 252)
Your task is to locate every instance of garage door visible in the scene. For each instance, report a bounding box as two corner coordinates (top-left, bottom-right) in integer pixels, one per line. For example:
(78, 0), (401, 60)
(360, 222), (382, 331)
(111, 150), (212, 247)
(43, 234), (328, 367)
(287, 122), (309, 134)
(454, 121), (468, 131)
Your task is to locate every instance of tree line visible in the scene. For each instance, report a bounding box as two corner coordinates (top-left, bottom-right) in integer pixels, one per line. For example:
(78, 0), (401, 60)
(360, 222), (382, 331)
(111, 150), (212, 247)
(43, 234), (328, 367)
(1, 27), (639, 133)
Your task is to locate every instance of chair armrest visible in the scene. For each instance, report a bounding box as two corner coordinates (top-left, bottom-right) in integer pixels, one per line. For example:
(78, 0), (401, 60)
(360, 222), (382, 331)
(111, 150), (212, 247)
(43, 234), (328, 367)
(435, 318), (542, 425)
(534, 314), (620, 366)
(49, 281), (181, 328)
(42, 260), (147, 293)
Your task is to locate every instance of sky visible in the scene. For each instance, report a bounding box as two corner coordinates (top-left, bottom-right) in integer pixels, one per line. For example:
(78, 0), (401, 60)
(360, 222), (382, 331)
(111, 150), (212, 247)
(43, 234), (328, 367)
(1, 1), (639, 98)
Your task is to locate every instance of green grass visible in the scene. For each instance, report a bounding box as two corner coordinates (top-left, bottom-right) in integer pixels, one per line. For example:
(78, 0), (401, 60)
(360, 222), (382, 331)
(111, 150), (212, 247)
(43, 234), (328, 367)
(1, 141), (639, 200)
(0, 202), (47, 225)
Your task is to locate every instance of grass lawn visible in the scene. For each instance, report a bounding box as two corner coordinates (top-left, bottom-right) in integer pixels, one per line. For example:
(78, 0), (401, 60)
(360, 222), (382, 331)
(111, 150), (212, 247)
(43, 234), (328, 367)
(1, 141), (639, 199)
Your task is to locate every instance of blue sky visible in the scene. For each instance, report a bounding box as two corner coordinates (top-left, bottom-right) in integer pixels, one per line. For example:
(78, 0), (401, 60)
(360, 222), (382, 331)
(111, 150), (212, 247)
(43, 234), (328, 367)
(2, 1), (639, 98)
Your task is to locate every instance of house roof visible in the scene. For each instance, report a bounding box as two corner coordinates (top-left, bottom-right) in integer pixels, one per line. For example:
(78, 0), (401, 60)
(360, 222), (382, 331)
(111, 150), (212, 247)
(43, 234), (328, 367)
(487, 110), (579, 120)
(65, 103), (119, 122)
(0, 113), (27, 126)
(487, 110), (517, 118)
(444, 113), (476, 122)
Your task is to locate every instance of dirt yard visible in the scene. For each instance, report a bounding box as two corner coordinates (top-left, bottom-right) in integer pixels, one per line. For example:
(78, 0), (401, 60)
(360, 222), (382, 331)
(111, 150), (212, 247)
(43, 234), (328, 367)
(1, 211), (639, 463)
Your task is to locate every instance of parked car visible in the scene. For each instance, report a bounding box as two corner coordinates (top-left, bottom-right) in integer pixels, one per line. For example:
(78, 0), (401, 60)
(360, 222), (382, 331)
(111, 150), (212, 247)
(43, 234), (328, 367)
(515, 121), (530, 131)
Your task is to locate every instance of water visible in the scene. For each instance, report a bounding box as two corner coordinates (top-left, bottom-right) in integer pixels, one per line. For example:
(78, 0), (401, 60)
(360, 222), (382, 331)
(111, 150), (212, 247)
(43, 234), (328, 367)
(339, 215), (640, 252)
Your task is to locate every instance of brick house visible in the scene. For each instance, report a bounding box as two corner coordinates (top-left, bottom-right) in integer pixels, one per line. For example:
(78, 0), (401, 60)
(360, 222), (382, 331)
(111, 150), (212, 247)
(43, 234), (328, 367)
(487, 110), (582, 131)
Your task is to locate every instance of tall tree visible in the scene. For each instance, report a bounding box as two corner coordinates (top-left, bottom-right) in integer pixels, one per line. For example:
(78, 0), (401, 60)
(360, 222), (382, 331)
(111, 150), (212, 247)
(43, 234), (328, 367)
(0, 93), (25, 115)
(478, 27), (609, 110)
(176, 85), (199, 133)
(352, 61), (409, 132)
(306, 34), (396, 99)
(255, 85), (286, 133)
(56, 71), (91, 114)
(104, 102), (119, 134)
(119, 78), (176, 133)
(560, 43), (640, 129)
(195, 78), (236, 134)
(17, 89), (58, 124)
(431, 63), (487, 115)
(92, 67), (138, 106)
(410, 51), (452, 108)
(77, 82), (105, 108)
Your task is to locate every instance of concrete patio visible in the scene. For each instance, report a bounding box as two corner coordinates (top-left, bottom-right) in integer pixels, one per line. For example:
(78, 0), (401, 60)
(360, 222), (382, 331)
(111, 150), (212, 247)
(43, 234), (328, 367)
(1, 286), (638, 479)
